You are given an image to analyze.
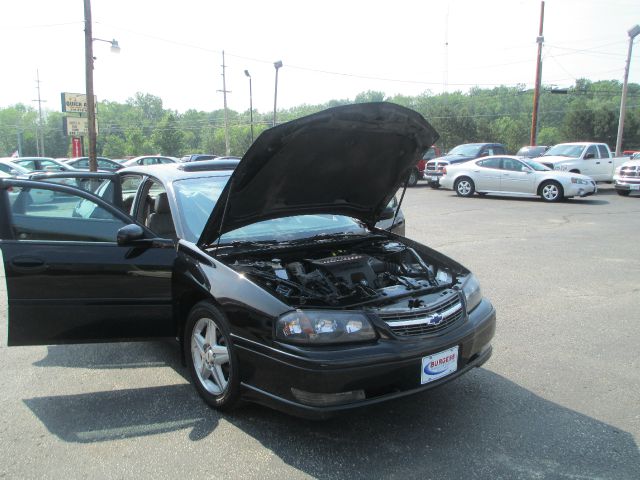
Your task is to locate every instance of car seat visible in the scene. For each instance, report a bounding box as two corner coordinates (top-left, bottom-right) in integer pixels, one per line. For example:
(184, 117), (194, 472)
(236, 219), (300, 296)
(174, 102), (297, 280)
(146, 192), (177, 240)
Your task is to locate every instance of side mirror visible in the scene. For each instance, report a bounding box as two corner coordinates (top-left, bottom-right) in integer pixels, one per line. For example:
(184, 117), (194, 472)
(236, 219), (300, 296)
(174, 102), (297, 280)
(584, 153), (595, 160)
(117, 224), (146, 245)
(380, 206), (395, 220)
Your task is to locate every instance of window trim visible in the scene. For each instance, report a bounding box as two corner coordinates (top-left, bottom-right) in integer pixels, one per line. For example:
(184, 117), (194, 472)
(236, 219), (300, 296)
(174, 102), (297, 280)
(0, 178), (148, 243)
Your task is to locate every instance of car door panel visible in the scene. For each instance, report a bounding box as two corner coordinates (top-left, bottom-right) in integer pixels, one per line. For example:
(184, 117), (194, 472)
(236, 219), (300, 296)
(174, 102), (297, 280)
(500, 158), (536, 193)
(0, 179), (176, 346)
(473, 158), (502, 191)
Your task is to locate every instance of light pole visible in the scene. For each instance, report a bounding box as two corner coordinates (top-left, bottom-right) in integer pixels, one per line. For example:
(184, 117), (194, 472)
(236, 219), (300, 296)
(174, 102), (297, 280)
(84, 0), (120, 171)
(244, 70), (254, 143)
(615, 24), (640, 157)
(273, 60), (283, 127)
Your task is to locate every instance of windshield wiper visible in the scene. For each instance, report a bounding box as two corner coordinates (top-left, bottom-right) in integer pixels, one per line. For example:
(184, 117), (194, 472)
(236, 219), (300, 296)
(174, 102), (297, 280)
(213, 239), (287, 251)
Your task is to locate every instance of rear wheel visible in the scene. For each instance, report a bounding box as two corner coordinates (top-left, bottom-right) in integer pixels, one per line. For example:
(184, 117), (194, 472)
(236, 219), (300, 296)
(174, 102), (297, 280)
(616, 190), (631, 196)
(429, 182), (441, 189)
(539, 181), (564, 202)
(185, 302), (240, 410)
(454, 177), (475, 197)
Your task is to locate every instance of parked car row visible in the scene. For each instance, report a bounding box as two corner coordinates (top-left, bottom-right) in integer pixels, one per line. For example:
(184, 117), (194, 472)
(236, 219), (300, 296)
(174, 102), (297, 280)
(412, 140), (637, 199)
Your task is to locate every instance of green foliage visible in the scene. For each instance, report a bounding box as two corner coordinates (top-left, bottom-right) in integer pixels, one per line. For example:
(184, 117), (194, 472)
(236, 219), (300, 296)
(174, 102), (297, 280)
(1, 81), (638, 159)
(151, 113), (184, 157)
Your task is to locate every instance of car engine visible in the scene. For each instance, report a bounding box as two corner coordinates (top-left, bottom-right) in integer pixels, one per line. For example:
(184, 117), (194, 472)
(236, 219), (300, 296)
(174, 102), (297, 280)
(228, 240), (460, 308)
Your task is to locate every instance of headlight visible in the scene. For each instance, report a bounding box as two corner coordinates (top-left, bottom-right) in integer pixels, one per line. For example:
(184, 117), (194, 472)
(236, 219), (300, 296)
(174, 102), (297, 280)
(275, 310), (377, 345)
(571, 177), (589, 185)
(462, 274), (482, 312)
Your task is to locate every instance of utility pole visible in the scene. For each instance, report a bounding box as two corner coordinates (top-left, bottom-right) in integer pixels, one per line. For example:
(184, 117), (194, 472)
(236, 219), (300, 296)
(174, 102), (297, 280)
(530, 1), (545, 146)
(84, 0), (98, 171)
(615, 25), (640, 156)
(217, 51), (231, 156)
(32, 69), (46, 156)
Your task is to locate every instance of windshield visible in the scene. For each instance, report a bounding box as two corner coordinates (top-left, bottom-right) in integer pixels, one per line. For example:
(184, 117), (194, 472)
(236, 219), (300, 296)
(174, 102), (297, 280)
(218, 214), (368, 245)
(544, 144), (585, 157)
(524, 160), (551, 171)
(448, 144), (482, 157)
(173, 175), (230, 242)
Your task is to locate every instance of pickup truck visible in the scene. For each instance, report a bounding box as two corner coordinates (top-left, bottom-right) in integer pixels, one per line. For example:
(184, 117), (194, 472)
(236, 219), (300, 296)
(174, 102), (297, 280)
(613, 158), (640, 196)
(425, 143), (507, 188)
(538, 142), (627, 182)
(407, 146), (441, 187)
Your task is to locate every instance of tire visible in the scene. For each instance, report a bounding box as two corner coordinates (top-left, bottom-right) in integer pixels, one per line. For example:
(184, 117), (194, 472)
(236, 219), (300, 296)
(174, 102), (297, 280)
(429, 182), (441, 189)
(185, 302), (240, 410)
(539, 181), (564, 202)
(616, 190), (631, 197)
(407, 169), (418, 187)
(454, 177), (475, 197)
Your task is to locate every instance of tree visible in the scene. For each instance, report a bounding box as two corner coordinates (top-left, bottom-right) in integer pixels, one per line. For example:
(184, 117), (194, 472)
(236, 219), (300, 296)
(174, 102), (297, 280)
(151, 113), (184, 156)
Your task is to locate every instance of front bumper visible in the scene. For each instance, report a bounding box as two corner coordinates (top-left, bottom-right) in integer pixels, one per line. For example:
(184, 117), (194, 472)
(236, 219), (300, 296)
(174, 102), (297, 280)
(614, 179), (640, 192)
(425, 171), (443, 184)
(565, 181), (597, 197)
(233, 298), (496, 419)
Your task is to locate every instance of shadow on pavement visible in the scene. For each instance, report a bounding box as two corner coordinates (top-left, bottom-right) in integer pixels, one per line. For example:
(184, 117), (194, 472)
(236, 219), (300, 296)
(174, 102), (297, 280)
(24, 384), (218, 443)
(33, 341), (188, 379)
(23, 362), (640, 479)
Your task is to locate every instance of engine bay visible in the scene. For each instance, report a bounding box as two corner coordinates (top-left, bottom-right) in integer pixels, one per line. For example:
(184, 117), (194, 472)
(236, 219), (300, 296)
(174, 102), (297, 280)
(226, 239), (462, 308)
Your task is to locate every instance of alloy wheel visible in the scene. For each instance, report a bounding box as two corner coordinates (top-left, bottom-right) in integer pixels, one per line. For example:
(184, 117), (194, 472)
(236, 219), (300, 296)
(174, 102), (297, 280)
(191, 317), (230, 395)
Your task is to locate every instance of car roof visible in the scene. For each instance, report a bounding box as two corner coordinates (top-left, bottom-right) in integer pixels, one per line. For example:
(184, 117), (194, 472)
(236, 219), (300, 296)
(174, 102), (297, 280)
(118, 159), (239, 183)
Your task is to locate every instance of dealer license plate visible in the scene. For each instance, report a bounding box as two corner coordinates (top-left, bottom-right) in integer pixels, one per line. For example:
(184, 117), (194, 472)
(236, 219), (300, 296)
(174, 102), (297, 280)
(421, 346), (459, 384)
(630, 185), (640, 191)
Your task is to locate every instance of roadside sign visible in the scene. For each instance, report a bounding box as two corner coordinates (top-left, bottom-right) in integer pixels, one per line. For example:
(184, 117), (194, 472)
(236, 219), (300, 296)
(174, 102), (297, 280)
(61, 92), (97, 113)
(63, 116), (97, 137)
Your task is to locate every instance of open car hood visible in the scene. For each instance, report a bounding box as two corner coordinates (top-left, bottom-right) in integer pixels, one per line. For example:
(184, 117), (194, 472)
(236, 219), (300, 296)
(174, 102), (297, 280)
(198, 102), (438, 247)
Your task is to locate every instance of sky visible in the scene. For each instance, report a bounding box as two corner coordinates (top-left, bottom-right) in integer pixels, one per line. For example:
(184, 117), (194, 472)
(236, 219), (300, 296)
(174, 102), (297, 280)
(1, 0), (639, 116)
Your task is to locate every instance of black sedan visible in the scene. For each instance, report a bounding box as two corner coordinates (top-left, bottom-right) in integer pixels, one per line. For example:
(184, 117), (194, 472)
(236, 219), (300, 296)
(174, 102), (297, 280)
(0, 103), (495, 418)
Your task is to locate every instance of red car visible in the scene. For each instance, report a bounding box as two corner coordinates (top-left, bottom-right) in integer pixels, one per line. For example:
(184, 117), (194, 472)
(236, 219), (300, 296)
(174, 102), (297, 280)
(408, 146), (442, 187)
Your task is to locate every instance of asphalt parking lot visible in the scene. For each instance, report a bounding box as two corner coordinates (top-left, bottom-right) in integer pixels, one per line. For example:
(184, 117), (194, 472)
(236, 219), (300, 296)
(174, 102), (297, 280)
(1, 183), (639, 479)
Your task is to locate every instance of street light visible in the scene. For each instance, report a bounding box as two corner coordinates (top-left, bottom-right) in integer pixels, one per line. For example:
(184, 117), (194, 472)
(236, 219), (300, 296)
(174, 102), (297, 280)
(273, 60), (283, 127)
(615, 24), (640, 157)
(244, 69), (254, 143)
(84, 0), (119, 171)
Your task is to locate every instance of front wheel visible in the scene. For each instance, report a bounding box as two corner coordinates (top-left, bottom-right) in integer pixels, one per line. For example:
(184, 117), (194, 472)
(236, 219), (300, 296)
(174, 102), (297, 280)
(539, 181), (564, 202)
(185, 302), (240, 410)
(454, 177), (475, 197)
(407, 169), (418, 187)
(616, 190), (631, 196)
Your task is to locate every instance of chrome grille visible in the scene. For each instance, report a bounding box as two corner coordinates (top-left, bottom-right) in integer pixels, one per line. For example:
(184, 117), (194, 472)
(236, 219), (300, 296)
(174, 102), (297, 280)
(620, 166), (639, 177)
(379, 294), (464, 337)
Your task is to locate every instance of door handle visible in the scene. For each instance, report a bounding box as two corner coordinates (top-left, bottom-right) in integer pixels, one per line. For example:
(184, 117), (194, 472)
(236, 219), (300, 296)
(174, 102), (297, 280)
(596, 162), (600, 164)
(11, 256), (47, 273)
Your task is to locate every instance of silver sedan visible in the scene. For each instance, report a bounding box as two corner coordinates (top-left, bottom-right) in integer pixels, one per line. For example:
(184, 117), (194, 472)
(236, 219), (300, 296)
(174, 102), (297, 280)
(440, 155), (597, 202)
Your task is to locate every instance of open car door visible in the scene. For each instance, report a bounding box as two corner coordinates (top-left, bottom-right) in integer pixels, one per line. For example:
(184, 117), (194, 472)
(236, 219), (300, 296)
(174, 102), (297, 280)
(0, 177), (176, 346)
